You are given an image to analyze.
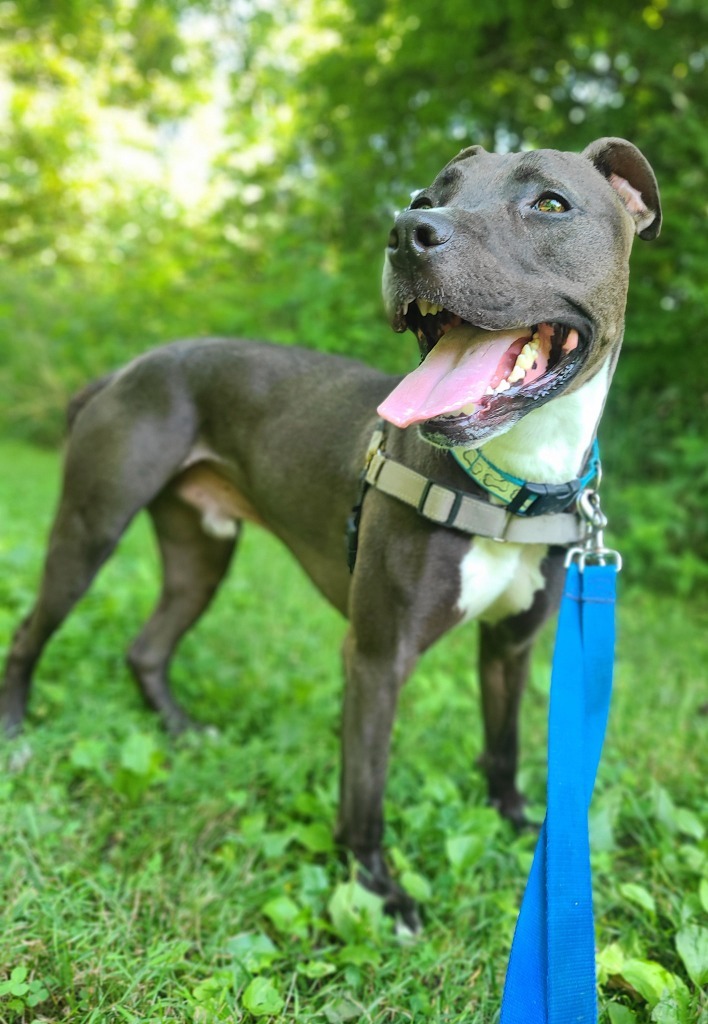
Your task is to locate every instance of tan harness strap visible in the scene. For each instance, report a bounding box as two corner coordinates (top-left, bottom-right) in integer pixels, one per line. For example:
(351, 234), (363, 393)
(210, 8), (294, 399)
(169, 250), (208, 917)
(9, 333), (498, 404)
(364, 449), (584, 545)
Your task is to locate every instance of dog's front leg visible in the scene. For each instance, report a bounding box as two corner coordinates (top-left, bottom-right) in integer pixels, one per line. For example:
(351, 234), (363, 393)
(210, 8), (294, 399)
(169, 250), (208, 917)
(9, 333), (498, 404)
(334, 511), (466, 930)
(336, 625), (420, 929)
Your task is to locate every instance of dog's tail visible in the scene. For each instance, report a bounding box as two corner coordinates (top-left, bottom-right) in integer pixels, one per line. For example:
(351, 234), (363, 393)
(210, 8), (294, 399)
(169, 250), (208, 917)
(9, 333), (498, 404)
(66, 373), (116, 432)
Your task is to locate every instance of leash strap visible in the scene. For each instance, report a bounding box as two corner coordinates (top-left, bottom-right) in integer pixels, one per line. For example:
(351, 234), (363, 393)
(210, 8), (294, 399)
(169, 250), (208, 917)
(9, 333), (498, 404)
(500, 559), (617, 1023)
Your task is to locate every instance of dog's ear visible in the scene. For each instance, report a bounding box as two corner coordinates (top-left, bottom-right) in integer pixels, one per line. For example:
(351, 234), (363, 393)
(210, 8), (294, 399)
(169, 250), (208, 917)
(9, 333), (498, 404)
(445, 144), (487, 169)
(582, 137), (661, 240)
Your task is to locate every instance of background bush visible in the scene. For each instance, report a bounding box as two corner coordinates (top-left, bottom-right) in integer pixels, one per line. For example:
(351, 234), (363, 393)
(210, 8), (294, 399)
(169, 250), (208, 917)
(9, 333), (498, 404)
(1, 0), (707, 592)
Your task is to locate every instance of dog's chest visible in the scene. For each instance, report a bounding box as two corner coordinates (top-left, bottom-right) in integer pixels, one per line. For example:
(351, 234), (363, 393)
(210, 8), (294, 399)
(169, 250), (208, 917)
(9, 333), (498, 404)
(452, 363), (614, 625)
(456, 539), (547, 624)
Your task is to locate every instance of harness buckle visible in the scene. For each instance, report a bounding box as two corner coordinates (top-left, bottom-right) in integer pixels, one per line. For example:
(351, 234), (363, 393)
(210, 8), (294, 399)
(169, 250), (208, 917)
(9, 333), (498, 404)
(508, 478), (580, 516)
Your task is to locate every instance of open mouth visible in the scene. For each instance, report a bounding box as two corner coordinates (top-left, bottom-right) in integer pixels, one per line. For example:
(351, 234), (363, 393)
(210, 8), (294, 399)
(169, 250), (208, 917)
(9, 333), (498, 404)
(378, 299), (588, 444)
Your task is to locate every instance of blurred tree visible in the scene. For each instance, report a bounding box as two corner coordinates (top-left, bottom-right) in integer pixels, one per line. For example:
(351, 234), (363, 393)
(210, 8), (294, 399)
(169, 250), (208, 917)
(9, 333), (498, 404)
(213, 0), (708, 587)
(0, 0), (214, 259)
(1, 0), (706, 588)
(218, 0), (708, 373)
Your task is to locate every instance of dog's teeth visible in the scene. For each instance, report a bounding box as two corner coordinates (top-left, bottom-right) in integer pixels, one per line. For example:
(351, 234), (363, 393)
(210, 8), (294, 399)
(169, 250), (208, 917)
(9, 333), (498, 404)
(516, 352), (534, 371)
(496, 337), (541, 390)
(516, 339), (540, 371)
(485, 386), (495, 396)
(437, 402), (477, 420)
(402, 301), (409, 316)
(415, 299), (442, 316)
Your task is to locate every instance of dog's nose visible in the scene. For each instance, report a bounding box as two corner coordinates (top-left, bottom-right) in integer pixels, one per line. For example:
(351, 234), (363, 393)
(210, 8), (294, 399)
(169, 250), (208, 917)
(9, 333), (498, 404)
(387, 210), (454, 266)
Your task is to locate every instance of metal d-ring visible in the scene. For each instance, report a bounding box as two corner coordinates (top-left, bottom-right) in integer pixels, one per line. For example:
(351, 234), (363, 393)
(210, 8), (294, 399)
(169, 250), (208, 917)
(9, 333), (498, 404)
(565, 488), (623, 571)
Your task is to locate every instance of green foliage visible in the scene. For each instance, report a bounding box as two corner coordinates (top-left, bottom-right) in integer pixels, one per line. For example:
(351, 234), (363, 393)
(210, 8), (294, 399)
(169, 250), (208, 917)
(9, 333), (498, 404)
(1, 441), (707, 1023)
(603, 432), (708, 595)
(1, 3), (706, 575)
(327, 882), (386, 945)
(241, 975), (285, 1017)
(211, 0), (708, 595)
(0, 967), (50, 1016)
(676, 926), (708, 989)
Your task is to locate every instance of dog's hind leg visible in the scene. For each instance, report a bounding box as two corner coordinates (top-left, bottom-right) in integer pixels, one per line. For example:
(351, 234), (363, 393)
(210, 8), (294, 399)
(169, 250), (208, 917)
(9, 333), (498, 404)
(0, 488), (150, 736)
(0, 382), (198, 736)
(0, 522), (114, 737)
(477, 553), (565, 827)
(126, 489), (238, 734)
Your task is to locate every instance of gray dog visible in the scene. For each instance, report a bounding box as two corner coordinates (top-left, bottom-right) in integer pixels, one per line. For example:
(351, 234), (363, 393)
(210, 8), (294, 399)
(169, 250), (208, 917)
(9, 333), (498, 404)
(1, 137), (660, 928)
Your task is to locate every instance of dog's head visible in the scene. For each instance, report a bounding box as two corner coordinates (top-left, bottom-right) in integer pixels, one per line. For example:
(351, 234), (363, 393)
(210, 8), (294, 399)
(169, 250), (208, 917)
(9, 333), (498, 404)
(379, 137), (661, 447)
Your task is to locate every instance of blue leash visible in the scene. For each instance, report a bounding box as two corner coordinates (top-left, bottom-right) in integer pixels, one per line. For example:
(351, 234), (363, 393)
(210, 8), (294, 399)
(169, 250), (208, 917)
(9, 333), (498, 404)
(501, 490), (620, 1024)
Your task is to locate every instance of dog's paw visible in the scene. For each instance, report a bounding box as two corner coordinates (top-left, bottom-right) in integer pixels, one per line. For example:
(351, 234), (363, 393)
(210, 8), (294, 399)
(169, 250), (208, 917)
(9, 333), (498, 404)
(161, 707), (206, 737)
(385, 889), (422, 936)
(490, 791), (532, 832)
(6, 739), (33, 774)
(354, 853), (422, 934)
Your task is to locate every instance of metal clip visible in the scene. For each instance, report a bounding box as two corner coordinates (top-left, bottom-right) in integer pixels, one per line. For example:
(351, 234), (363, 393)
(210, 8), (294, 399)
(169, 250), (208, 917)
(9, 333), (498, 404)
(565, 488), (623, 571)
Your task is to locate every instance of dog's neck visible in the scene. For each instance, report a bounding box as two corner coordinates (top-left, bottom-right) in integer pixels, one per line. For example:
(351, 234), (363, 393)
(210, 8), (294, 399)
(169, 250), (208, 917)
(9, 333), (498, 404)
(475, 358), (612, 485)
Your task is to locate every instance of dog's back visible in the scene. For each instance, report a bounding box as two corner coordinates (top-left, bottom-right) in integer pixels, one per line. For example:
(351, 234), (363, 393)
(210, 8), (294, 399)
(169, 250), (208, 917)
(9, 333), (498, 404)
(66, 373), (116, 431)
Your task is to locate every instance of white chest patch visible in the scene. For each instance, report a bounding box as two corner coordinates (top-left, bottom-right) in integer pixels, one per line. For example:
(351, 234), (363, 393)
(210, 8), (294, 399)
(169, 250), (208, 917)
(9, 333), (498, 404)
(480, 359), (612, 484)
(457, 538), (547, 625)
(455, 358), (614, 625)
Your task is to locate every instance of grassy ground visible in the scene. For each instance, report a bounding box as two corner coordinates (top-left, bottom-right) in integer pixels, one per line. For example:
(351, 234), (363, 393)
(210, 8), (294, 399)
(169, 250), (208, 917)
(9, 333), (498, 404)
(0, 441), (706, 1024)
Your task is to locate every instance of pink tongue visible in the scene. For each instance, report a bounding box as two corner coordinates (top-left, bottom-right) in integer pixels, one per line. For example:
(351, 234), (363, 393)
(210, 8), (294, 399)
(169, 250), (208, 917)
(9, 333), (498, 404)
(378, 325), (527, 428)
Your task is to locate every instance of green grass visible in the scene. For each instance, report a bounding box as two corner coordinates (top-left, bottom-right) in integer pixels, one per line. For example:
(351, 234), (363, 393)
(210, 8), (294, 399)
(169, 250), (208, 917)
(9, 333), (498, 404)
(1, 441), (706, 1024)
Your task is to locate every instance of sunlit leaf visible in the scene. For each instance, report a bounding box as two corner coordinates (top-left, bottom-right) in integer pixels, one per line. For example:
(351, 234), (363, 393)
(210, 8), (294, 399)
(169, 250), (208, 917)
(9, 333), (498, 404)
(675, 925), (708, 987)
(241, 976), (284, 1017)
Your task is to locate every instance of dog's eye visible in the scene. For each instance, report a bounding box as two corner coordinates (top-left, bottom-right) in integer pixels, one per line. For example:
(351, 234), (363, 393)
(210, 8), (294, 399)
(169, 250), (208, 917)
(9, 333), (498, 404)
(410, 195), (434, 211)
(533, 193), (570, 214)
